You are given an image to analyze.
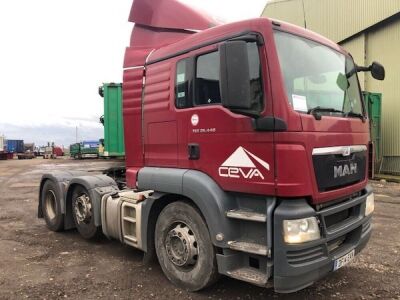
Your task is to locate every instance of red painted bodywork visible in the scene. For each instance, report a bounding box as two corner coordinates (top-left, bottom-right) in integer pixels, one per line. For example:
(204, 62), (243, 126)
(53, 147), (64, 157)
(123, 0), (369, 205)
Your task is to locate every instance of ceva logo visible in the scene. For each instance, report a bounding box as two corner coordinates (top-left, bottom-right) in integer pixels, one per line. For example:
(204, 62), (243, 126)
(218, 147), (270, 180)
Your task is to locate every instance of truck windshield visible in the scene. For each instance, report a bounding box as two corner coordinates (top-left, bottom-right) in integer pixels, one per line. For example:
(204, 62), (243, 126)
(273, 30), (363, 117)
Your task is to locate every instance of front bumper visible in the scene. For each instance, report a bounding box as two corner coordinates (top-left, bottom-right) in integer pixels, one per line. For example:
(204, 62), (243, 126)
(273, 186), (373, 293)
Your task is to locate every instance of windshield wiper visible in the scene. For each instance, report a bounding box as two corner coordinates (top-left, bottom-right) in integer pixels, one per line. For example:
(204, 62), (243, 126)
(344, 111), (366, 122)
(307, 106), (344, 120)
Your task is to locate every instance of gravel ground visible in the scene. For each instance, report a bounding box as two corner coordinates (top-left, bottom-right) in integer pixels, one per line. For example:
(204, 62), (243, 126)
(0, 158), (399, 300)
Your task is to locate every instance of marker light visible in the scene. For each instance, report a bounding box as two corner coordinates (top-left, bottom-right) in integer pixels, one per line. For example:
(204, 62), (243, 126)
(365, 193), (375, 216)
(283, 217), (321, 244)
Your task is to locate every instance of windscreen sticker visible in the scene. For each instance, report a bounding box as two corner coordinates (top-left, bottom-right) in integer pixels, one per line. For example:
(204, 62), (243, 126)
(292, 94), (308, 112)
(177, 73), (185, 83)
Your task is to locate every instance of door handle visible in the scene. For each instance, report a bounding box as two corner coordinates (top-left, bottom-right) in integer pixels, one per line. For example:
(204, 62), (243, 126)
(188, 143), (200, 160)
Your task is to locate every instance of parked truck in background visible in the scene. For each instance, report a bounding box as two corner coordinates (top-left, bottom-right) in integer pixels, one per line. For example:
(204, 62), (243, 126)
(43, 145), (57, 159)
(70, 140), (100, 159)
(37, 0), (385, 293)
(53, 146), (64, 157)
(17, 143), (36, 159)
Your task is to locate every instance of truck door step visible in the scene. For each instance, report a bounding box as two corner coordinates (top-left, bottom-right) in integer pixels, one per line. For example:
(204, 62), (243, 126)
(226, 209), (267, 222)
(124, 235), (138, 243)
(227, 240), (270, 256)
(123, 216), (136, 223)
(227, 267), (268, 287)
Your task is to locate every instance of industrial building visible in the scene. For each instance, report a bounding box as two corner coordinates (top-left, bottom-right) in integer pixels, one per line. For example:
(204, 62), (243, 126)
(262, 0), (400, 174)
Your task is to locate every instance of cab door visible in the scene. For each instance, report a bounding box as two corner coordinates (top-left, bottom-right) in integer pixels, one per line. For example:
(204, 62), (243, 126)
(174, 39), (275, 196)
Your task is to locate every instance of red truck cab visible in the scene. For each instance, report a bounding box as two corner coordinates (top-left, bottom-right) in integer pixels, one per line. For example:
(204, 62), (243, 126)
(38, 0), (384, 293)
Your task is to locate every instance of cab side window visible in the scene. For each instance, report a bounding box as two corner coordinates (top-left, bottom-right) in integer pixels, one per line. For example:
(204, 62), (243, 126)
(195, 51), (221, 105)
(247, 42), (263, 110)
(175, 41), (263, 109)
(175, 59), (191, 109)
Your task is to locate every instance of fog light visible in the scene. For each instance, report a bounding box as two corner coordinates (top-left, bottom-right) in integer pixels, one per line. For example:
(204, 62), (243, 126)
(283, 217), (320, 244)
(365, 193), (374, 216)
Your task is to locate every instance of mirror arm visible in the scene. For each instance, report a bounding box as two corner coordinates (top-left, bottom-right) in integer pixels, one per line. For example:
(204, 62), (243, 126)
(356, 65), (371, 73)
(347, 65), (371, 78)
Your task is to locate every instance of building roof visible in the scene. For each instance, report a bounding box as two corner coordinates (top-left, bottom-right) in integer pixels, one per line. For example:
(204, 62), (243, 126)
(262, 0), (400, 42)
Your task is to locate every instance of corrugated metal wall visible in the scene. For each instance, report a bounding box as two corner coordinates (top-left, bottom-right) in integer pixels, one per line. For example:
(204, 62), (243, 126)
(263, 0), (400, 174)
(263, 0), (400, 43)
(365, 19), (400, 165)
(261, 0), (305, 27)
(303, 0), (400, 42)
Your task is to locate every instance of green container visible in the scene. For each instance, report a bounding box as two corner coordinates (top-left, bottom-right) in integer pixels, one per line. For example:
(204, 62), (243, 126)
(100, 83), (125, 157)
(363, 92), (382, 161)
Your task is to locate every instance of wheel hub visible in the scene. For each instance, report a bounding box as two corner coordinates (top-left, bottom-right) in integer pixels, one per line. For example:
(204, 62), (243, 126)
(165, 223), (198, 268)
(74, 194), (92, 224)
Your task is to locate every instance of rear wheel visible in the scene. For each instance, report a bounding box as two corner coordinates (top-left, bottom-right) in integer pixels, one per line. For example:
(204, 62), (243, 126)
(41, 180), (64, 231)
(71, 185), (101, 239)
(155, 202), (219, 291)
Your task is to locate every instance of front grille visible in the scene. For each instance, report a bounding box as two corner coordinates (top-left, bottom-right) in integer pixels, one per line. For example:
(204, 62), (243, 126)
(323, 202), (361, 231)
(316, 191), (363, 211)
(325, 209), (350, 229)
(327, 235), (347, 254)
(287, 245), (326, 266)
(313, 151), (367, 192)
(362, 220), (371, 235)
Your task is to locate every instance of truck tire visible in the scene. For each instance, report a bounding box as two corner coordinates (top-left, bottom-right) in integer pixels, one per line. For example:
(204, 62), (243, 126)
(155, 202), (219, 291)
(41, 180), (64, 232)
(71, 185), (101, 239)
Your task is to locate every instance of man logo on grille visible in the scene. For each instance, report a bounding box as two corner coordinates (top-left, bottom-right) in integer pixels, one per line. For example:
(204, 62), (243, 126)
(334, 163), (358, 178)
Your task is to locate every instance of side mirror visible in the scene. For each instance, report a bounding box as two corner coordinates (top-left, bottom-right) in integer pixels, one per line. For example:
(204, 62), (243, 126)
(219, 41), (255, 115)
(98, 86), (104, 97)
(370, 61), (385, 81)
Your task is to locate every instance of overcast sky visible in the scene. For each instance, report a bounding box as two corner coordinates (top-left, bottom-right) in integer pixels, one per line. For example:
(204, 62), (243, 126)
(0, 0), (266, 146)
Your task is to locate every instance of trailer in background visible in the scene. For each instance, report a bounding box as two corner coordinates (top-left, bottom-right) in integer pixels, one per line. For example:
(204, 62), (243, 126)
(7, 140), (24, 153)
(17, 153), (35, 160)
(99, 83), (125, 158)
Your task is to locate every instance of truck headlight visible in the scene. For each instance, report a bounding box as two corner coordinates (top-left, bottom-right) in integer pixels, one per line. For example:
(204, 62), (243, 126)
(283, 217), (320, 244)
(365, 193), (374, 216)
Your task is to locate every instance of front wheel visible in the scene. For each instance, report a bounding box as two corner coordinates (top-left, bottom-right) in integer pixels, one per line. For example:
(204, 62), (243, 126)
(71, 185), (101, 239)
(155, 202), (219, 291)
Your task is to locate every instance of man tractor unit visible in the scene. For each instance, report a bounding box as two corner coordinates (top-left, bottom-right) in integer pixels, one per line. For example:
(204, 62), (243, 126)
(38, 0), (385, 293)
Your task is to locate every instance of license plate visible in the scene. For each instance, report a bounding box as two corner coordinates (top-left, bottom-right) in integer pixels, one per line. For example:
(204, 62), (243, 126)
(334, 249), (355, 271)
